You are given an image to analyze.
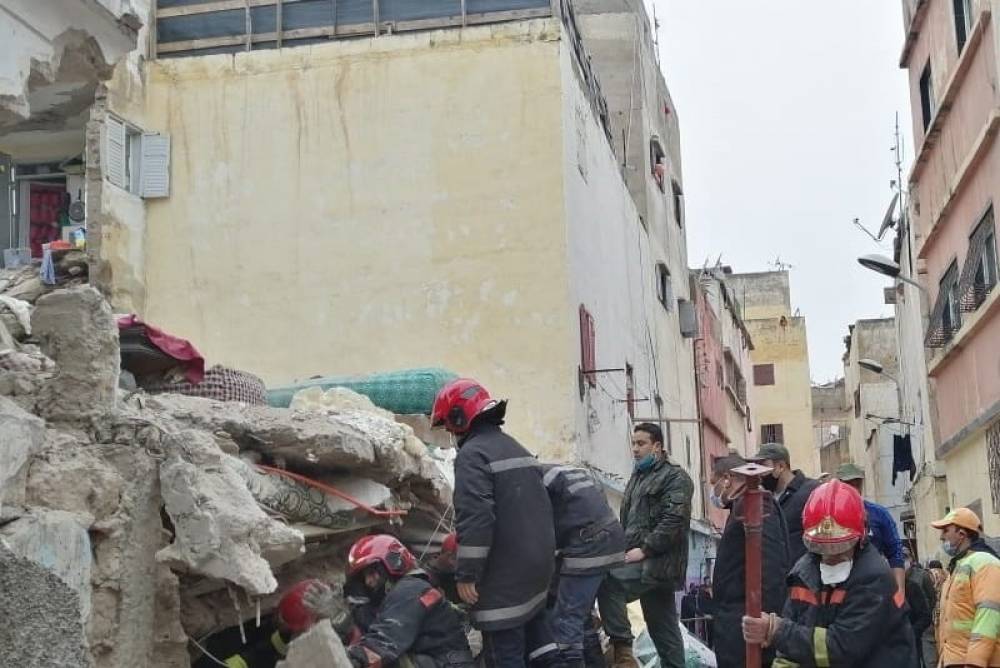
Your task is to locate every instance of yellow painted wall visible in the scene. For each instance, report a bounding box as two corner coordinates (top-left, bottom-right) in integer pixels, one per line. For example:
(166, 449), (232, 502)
(944, 431), (1000, 535)
(745, 317), (817, 476)
(120, 20), (584, 459)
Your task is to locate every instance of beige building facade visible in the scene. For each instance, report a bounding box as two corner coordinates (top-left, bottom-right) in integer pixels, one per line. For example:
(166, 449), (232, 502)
(727, 271), (817, 476)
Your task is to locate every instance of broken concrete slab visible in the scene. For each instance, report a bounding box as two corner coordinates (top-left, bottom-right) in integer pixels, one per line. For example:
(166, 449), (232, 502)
(32, 287), (120, 420)
(157, 430), (304, 595)
(276, 619), (353, 668)
(0, 396), (46, 509)
(0, 542), (91, 668)
(26, 444), (125, 523)
(0, 509), (93, 625)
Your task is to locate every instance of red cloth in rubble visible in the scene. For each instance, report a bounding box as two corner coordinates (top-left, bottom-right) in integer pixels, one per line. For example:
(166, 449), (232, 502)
(117, 315), (205, 384)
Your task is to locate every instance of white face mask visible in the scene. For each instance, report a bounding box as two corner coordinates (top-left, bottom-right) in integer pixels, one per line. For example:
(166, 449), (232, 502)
(819, 560), (853, 585)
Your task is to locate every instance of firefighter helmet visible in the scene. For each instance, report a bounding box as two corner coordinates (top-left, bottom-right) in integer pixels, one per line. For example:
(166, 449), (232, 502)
(802, 479), (865, 555)
(277, 579), (321, 633)
(431, 378), (499, 434)
(347, 534), (416, 578)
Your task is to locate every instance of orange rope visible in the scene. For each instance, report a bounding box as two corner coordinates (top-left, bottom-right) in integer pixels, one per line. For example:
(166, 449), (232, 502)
(255, 465), (408, 518)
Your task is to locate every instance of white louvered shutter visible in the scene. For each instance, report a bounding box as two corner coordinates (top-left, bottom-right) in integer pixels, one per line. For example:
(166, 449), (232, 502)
(139, 133), (170, 198)
(104, 116), (127, 189)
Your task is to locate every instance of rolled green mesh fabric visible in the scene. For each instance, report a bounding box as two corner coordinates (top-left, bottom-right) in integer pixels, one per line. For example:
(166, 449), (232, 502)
(267, 368), (458, 415)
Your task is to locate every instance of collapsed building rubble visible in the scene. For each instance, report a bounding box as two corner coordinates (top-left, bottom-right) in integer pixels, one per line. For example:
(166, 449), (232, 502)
(0, 279), (454, 667)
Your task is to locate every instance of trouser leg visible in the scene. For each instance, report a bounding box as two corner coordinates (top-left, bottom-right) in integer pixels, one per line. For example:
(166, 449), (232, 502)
(549, 574), (605, 665)
(482, 625), (528, 668)
(596, 575), (636, 643)
(639, 588), (684, 668)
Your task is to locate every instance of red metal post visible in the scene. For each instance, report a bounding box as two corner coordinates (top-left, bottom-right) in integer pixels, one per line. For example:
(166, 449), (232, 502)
(733, 462), (771, 668)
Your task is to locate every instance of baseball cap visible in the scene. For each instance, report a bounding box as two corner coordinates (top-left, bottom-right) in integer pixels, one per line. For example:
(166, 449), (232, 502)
(835, 462), (866, 482)
(750, 442), (790, 464)
(930, 507), (982, 533)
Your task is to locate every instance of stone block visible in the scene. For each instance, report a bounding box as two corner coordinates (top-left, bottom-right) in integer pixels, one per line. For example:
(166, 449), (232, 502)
(276, 619), (353, 668)
(32, 286), (120, 420)
(0, 396), (46, 509)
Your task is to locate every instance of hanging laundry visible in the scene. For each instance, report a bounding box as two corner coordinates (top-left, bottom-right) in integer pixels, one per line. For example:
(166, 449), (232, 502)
(892, 434), (917, 485)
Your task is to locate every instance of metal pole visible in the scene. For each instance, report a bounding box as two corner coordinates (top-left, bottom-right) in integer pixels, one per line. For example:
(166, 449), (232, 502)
(733, 462), (770, 668)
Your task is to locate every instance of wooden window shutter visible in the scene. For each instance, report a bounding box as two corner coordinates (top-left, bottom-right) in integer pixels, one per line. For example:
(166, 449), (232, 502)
(140, 133), (171, 198)
(104, 116), (127, 189)
(579, 305), (596, 387)
(753, 363), (775, 386)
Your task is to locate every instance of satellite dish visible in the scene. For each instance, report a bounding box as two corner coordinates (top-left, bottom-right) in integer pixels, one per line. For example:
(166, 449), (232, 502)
(876, 192), (899, 240)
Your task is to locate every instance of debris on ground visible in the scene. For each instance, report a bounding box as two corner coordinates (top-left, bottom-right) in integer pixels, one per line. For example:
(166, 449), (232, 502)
(0, 285), (455, 668)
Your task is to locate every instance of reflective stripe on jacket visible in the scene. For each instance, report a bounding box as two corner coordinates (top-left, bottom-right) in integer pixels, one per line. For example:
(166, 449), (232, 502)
(541, 464), (625, 575)
(938, 546), (1000, 667)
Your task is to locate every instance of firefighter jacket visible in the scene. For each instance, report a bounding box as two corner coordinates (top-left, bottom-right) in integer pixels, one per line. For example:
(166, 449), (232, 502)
(620, 456), (694, 588)
(192, 618), (290, 668)
(712, 493), (789, 668)
(541, 464), (626, 575)
(454, 422), (556, 631)
(351, 573), (474, 668)
(938, 540), (1000, 667)
(770, 541), (917, 668)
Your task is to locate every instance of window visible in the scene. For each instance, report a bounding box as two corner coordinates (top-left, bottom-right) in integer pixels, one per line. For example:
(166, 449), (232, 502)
(104, 115), (171, 198)
(941, 263), (962, 337)
(649, 136), (666, 192)
(671, 180), (684, 227)
(753, 363), (775, 386)
(919, 62), (935, 131)
(579, 305), (596, 388)
(761, 423), (784, 444)
(954, 0), (973, 53)
(625, 363), (635, 418)
(972, 213), (998, 297)
(656, 263), (673, 311)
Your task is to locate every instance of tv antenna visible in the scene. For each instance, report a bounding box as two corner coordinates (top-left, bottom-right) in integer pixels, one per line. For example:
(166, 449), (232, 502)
(852, 113), (907, 243)
(770, 256), (793, 272)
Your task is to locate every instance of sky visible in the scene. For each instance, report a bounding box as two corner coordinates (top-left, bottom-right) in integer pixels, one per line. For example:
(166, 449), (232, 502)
(651, 0), (914, 383)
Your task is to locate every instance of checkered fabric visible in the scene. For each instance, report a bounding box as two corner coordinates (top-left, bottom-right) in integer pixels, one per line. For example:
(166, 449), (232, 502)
(144, 365), (267, 405)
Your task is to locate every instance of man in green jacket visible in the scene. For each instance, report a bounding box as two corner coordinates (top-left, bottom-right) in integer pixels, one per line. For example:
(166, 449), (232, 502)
(597, 423), (694, 668)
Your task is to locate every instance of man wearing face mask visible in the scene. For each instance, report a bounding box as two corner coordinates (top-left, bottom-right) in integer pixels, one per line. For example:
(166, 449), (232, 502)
(931, 507), (1000, 668)
(709, 455), (789, 668)
(597, 423), (693, 668)
(749, 443), (820, 566)
(741, 480), (917, 667)
(836, 462), (907, 594)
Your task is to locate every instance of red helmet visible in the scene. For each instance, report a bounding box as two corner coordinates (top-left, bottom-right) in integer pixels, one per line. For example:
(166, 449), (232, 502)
(277, 579), (321, 633)
(431, 378), (498, 434)
(347, 534), (416, 578)
(441, 532), (458, 555)
(802, 480), (865, 555)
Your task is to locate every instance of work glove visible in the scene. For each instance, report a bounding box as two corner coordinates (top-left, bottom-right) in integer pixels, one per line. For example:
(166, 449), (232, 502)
(302, 581), (353, 637)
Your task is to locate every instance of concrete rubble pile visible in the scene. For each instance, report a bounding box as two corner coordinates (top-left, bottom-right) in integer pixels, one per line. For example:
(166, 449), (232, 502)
(0, 282), (454, 668)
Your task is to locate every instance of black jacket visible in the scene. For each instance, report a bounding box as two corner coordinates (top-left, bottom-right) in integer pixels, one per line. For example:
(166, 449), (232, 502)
(352, 573), (472, 668)
(776, 470), (820, 566)
(620, 457), (694, 588)
(454, 422), (555, 631)
(712, 494), (790, 668)
(542, 464), (625, 575)
(904, 567), (932, 638)
(771, 542), (917, 668)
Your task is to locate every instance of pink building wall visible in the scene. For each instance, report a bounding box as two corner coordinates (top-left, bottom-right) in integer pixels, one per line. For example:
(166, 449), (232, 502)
(904, 0), (1000, 443)
(694, 281), (731, 531)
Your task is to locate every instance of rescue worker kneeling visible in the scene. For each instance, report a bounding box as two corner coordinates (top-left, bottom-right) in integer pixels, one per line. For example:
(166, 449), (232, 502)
(741, 479), (918, 668)
(305, 534), (476, 668)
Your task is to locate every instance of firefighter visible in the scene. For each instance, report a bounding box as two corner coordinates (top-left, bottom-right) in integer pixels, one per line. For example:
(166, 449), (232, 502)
(432, 378), (556, 668)
(741, 479), (918, 668)
(530, 463), (625, 668)
(192, 580), (320, 668)
(304, 534), (475, 668)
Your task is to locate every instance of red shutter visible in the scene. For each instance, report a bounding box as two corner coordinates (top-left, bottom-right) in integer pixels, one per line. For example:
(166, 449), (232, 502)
(579, 305), (596, 387)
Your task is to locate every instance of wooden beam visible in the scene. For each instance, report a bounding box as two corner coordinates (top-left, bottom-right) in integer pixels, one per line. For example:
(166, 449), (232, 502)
(244, 0), (252, 51)
(276, 0), (282, 47)
(156, 0), (311, 18)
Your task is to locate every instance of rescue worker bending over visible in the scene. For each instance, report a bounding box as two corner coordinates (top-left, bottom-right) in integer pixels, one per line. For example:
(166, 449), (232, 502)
(305, 534), (475, 668)
(741, 479), (917, 668)
(532, 464), (625, 668)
